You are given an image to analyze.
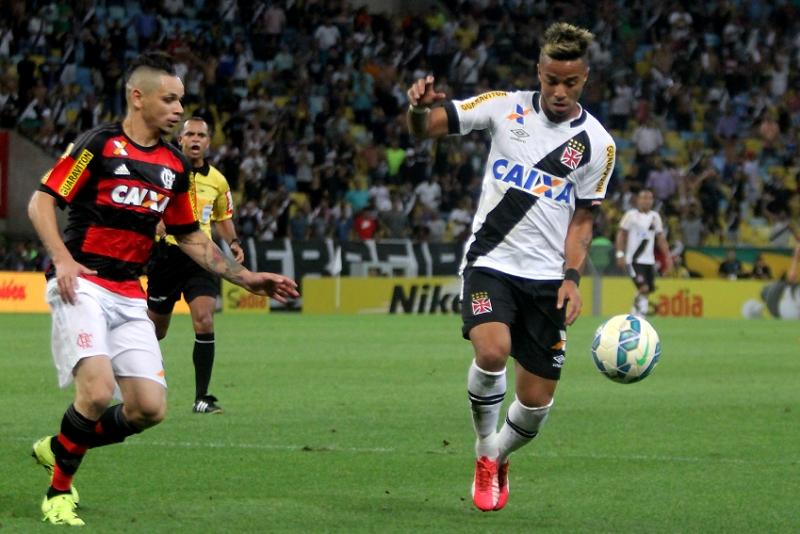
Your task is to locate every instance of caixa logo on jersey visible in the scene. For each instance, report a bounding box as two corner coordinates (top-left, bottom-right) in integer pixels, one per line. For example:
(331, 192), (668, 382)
(109, 184), (171, 214)
(491, 159), (574, 202)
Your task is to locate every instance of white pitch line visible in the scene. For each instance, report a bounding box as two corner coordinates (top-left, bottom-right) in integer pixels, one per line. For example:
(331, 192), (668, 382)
(5, 436), (798, 465)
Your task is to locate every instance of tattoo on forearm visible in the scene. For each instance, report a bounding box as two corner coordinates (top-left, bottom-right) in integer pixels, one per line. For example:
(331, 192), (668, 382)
(180, 236), (246, 284)
(579, 236), (592, 250)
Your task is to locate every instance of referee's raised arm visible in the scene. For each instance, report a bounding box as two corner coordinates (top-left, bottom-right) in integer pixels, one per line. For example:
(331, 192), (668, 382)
(406, 75), (450, 139)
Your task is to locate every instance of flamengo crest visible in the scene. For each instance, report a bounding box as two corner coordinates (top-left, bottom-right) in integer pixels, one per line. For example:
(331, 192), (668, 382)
(161, 168), (176, 190)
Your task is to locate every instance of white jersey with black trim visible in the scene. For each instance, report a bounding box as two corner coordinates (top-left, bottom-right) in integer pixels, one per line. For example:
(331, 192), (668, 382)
(619, 209), (664, 265)
(445, 90), (616, 280)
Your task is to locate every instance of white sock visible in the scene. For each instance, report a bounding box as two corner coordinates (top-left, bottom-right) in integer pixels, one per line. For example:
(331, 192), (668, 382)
(467, 360), (506, 459)
(497, 398), (552, 464)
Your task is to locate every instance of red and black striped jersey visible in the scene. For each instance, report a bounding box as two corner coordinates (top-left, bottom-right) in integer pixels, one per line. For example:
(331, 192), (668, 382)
(39, 122), (199, 298)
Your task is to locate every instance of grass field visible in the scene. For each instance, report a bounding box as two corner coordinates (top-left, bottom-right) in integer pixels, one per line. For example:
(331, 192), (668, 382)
(1, 313), (799, 533)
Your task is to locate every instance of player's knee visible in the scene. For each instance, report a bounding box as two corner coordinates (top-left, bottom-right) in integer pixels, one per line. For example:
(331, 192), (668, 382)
(475, 345), (510, 371)
(78, 387), (114, 415)
(127, 402), (166, 429)
(154, 327), (168, 341)
(193, 313), (214, 334)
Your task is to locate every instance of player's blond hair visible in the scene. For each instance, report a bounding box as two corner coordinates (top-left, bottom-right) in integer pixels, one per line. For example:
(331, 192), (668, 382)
(540, 23), (594, 62)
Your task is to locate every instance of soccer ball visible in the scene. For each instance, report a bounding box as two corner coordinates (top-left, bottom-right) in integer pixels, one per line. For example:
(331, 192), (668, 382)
(591, 315), (660, 384)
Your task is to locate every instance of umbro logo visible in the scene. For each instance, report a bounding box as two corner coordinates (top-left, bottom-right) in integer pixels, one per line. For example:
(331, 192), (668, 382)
(510, 129), (529, 138)
(114, 164), (130, 175)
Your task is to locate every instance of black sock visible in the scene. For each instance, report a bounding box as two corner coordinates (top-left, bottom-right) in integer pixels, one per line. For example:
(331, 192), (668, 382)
(88, 404), (142, 449)
(193, 333), (215, 399)
(48, 404), (96, 497)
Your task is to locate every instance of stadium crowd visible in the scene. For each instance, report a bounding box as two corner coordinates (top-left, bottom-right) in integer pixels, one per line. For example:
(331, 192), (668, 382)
(2, 0), (800, 274)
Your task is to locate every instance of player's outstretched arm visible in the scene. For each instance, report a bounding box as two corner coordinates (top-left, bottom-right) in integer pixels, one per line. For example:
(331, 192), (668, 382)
(406, 75), (450, 139)
(558, 207), (595, 325)
(174, 230), (298, 301)
(28, 191), (97, 304)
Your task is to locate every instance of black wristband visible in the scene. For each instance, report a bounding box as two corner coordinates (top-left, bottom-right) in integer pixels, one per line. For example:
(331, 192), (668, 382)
(564, 268), (581, 286)
(229, 238), (241, 247)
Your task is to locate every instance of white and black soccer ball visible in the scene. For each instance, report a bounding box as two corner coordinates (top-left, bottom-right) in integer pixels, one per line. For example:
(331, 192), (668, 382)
(591, 315), (660, 384)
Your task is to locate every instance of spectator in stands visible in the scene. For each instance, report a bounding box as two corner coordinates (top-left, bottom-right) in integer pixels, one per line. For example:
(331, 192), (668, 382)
(0, 241), (32, 271)
(718, 248), (744, 279)
(768, 210), (799, 248)
(449, 195), (474, 243)
(631, 117), (664, 162)
(715, 102), (741, 144)
(288, 201), (311, 241)
(310, 197), (334, 239)
(645, 157), (676, 207)
(680, 205), (704, 247)
(425, 209), (446, 243)
(293, 142), (315, 194)
(379, 196), (410, 239)
(749, 255), (772, 280)
(415, 173), (442, 211)
(609, 75), (635, 132)
(237, 200), (263, 241)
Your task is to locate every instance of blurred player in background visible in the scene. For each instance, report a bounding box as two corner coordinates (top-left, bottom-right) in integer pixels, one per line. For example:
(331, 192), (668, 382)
(407, 23), (615, 511)
(615, 189), (673, 317)
(28, 52), (297, 526)
(147, 117), (244, 414)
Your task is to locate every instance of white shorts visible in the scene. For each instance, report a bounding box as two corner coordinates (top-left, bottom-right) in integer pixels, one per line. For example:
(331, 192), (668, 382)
(46, 278), (167, 390)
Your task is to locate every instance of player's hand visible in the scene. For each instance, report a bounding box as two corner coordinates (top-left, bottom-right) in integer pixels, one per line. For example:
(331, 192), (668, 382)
(662, 257), (674, 276)
(557, 280), (582, 326)
(230, 241), (245, 264)
(241, 272), (299, 303)
(407, 75), (447, 109)
(53, 255), (97, 305)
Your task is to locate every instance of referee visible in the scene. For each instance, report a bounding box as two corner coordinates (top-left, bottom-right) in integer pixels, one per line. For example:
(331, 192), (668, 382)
(147, 117), (244, 414)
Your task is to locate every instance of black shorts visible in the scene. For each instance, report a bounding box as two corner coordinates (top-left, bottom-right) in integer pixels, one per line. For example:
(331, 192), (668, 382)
(146, 242), (219, 315)
(629, 263), (656, 292)
(461, 267), (567, 381)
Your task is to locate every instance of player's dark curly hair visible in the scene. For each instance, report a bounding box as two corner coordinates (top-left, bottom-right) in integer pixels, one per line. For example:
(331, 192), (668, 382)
(124, 52), (177, 85)
(540, 23), (594, 62)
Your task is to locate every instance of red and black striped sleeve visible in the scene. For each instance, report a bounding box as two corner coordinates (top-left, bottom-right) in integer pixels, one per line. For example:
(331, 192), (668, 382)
(39, 126), (108, 208)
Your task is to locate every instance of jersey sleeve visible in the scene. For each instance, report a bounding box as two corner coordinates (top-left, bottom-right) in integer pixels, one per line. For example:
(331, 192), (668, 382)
(654, 213), (665, 235)
(162, 158), (200, 235)
(38, 129), (104, 207)
(210, 170), (234, 222)
(574, 139), (616, 208)
(619, 210), (633, 231)
(443, 91), (511, 136)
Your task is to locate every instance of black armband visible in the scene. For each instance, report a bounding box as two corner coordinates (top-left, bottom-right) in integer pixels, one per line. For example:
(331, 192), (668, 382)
(564, 268), (581, 286)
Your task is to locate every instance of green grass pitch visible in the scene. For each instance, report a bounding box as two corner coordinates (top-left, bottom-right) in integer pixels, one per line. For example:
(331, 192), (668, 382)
(1, 313), (799, 533)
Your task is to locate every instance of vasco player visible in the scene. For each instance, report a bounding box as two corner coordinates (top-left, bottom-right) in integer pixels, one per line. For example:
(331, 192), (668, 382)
(28, 53), (297, 526)
(407, 23), (616, 511)
(147, 117), (243, 415)
(615, 189), (672, 317)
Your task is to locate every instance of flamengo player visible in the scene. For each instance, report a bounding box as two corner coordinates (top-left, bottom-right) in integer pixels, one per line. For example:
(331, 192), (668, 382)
(28, 52), (298, 526)
(407, 23), (616, 511)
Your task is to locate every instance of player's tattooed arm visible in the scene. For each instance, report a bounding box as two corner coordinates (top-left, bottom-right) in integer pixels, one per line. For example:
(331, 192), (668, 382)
(175, 230), (247, 285)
